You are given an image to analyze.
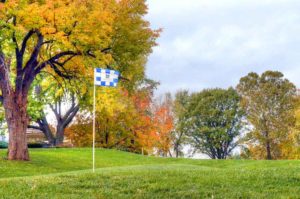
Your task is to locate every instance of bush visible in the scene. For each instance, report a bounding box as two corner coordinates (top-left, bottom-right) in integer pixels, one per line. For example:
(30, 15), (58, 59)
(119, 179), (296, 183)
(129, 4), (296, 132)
(28, 143), (44, 148)
(0, 141), (8, 149)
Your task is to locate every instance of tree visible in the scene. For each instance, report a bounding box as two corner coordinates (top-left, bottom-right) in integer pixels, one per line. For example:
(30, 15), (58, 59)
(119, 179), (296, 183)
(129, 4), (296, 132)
(237, 71), (297, 160)
(172, 90), (190, 157)
(107, 0), (161, 92)
(66, 79), (159, 153)
(152, 93), (174, 157)
(279, 97), (300, 159)
(29, 89), (81, 146)
(0, 0), (114, 160)
(0, 0), (159, 160)
(187, 88), (243, 159)
(128, 79), (159, 154)
(27, 74), (88, 146)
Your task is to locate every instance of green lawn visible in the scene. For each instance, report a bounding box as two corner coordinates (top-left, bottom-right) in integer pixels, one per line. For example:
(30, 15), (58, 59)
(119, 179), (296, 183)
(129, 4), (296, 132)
(0, 148), (300, 198)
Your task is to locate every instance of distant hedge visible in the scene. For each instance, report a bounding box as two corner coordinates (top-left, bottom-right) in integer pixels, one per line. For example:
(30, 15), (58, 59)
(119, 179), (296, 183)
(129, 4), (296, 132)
(28, 143), (44, 148)
(0, 141), (8, 148)
(0, 142), (50, 149)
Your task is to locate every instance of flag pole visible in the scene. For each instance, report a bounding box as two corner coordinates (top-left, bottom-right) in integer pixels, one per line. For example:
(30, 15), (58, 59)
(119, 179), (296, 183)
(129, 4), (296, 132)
(93, 68), (119, 172)
(92, 80), (96, 172)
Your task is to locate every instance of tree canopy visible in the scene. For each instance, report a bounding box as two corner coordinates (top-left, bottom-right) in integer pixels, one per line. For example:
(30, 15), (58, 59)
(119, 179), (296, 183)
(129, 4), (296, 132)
(0, 0), (159, 160)
(237, 71), (297, 160)
(186, 88), (243, 159)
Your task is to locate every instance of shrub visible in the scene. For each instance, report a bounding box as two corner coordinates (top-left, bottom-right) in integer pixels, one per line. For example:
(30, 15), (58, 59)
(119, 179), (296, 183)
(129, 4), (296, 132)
(0, 141), (8, 149)
(28, 143), (44, 148)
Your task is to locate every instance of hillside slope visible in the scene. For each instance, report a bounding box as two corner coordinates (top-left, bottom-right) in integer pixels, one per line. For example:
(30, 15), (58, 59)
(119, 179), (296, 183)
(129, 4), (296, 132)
(0, 148), (300, 198)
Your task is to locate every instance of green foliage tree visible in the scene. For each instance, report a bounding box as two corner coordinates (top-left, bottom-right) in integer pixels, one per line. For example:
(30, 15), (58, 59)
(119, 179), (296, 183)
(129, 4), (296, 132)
(28, 78), (85, 146)
(172, 90), (190, 157)
(237, 71), (297, 160)
(187, 88), (243, 159)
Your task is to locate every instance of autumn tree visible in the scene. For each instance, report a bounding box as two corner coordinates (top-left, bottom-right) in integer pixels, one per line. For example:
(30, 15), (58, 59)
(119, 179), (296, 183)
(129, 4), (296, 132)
(237, 71), (297, 160)
(187, 88), (243, 159)
(129, 79), (159, 154)
(30, 0), (159, 147)
(66, 79), (159, 153)
(152, 93), (174, 157)
(279, 96), (300, 159)
(0, 0), (159, 160)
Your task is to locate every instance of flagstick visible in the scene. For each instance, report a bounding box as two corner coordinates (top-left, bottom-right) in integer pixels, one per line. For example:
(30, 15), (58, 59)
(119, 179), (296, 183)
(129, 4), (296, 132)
(93, 68), (118, 172)
(92, 83), (96, 172)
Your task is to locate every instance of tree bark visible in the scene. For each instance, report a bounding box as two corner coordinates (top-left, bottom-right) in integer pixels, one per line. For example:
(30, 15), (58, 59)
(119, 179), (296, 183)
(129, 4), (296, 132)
(175, 145), (179, 158)
(36, 116), (55, 146)
(0, 52), (29, 160)
(4, 93), (29, 160)
(55, 123), (64, 146)
(266, 140), (272, 160)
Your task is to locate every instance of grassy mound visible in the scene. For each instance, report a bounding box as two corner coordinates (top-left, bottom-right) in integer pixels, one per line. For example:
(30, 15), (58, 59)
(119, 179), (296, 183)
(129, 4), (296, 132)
(0, 148), (300, 198)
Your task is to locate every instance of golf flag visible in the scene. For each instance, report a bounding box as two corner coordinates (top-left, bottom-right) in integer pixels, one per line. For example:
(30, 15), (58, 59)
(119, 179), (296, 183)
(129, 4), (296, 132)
(92, 68), (120, 172)
(94, 68), (120, 87)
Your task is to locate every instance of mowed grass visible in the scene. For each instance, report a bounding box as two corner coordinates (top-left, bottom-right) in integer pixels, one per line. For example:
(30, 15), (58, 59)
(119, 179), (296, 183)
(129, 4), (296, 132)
(0, 149), (300, 198)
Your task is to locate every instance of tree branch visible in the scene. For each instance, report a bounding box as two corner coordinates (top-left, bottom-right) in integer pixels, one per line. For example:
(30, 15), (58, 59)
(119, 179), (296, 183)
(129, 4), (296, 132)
(49, 104), (61, 121)
(20, 30), (44, 94)
(24, 30), (44, 71)
(63, 105), (79, 128)
(20, 30), (36, 56)
(34, 51), (80, 76)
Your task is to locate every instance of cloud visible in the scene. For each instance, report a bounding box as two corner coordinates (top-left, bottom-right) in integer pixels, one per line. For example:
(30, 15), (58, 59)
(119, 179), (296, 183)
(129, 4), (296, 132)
(145, 0), (300, 95)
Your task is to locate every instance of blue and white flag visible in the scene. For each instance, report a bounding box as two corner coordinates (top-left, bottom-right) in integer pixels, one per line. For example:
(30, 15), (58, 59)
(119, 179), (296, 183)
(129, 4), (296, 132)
(94, 68), (120, 87)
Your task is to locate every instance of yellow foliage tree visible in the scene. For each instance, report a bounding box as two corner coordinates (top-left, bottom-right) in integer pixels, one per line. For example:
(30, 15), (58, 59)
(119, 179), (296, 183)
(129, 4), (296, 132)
(0, 0), (159, 160)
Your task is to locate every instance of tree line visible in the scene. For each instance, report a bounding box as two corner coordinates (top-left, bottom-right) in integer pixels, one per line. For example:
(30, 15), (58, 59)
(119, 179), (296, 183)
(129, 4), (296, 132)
(61, 70), (299, 160)
(155, 71), (299, 160)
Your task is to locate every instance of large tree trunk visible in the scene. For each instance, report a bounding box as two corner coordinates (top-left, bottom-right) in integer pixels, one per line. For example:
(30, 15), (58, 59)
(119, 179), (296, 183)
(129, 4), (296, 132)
(0, 52), (30, 160)
(4, 93), (29, 161)
(55, 123), (64, 146)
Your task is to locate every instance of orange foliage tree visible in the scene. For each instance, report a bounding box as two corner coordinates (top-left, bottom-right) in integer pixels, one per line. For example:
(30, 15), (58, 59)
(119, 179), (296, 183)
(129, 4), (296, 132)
(65, 80), (160, 154)
(152, 94), (174, 157)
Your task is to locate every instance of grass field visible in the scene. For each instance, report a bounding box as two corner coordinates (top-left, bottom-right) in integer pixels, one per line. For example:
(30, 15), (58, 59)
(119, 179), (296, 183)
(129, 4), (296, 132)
(0, 148), (300, 198)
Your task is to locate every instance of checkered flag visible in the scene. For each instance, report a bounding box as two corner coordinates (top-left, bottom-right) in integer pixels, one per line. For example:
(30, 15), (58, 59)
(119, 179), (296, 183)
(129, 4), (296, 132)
(94, 68), (120, 87)
(92, 67), (120, 172)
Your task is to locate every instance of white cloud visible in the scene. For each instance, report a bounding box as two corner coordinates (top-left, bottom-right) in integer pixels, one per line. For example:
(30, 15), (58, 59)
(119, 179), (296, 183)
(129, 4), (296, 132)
(145, 0), (300, 94)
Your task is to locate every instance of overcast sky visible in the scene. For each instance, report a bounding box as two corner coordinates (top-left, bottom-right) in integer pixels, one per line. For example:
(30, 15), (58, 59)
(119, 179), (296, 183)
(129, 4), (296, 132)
(145, 0), (300, 95)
